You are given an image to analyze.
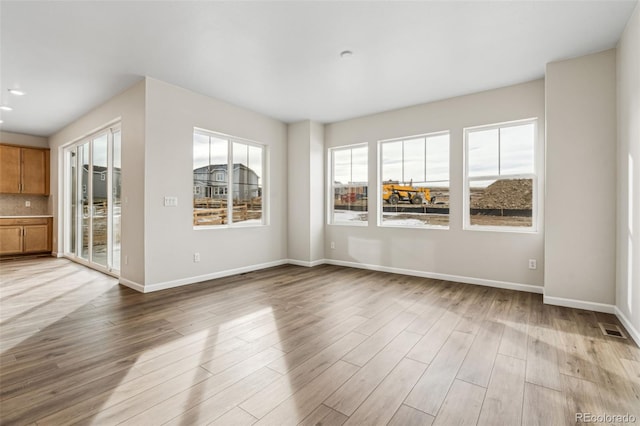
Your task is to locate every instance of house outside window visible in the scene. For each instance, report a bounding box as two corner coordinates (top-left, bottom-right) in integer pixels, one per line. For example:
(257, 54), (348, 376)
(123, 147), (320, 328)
(193, 130), (265, 227)
(329, 144), (368, 225)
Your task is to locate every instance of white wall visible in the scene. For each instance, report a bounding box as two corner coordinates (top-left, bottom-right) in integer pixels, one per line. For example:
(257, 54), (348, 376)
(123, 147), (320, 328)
(309, 121), (325, 263)
(324, 80), (545, 291)
(287, 120), (325, 265)
(545, 49), (617, 307)
(287, 121), (312, 262)
(48, 80), (146, 285)
(0, 131), (49, 149)
(616, 3), (640, 342)
(143, 78), (287, 289)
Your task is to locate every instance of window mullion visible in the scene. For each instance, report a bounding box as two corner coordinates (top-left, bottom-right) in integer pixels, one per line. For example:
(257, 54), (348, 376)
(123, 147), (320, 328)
(228, 139), (233, 225)
(401, 141), (405, 184)
(350, 149), (353, 192)
(106, 129), (113, 271)
(333, 148), (339, 224)
(424, 137), (427, 183)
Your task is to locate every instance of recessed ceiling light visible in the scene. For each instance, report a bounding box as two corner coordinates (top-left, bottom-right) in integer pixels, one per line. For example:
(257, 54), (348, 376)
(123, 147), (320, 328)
(8, 89), (25, 96)
(0, 106), (13, 111)
(0, 120), (3, 124)
(340, 50), (353, 58)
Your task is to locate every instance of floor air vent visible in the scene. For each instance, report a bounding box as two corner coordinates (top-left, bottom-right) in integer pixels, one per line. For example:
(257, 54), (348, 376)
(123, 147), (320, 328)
(598, 323), (627, 339)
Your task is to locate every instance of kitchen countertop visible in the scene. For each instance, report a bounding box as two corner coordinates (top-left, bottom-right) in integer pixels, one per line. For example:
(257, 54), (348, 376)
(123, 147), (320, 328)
(0, 215), (53, 218)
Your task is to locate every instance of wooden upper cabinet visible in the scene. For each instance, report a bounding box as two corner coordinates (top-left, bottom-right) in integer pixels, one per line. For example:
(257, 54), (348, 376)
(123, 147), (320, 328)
(22, 147), (49, 195)
(0, 144), (50, 195)
(0, 145), (21, 193)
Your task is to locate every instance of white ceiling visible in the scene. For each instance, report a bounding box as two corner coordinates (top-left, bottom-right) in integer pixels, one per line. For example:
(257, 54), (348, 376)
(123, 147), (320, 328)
(0, 0), (637, 137)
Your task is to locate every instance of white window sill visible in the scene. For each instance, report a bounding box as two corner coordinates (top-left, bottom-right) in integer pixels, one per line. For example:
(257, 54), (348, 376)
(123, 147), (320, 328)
(379, 223), (449, 230)
(194, 223), (267, 230)
(464, 225), (538, 234)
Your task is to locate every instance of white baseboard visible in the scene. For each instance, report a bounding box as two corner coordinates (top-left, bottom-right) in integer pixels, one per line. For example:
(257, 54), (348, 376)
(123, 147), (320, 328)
(107, 256), (640, 348)
(324, 259), (544, 294)
(119, 257), (543, 297)
(51, 251), (63, 258)
(287, 258), (326, 267)
(119, 277), (145, 293)
(543, 295), (616, 314)
(615, 307), (640, 347)
(141, 259), (289, 293)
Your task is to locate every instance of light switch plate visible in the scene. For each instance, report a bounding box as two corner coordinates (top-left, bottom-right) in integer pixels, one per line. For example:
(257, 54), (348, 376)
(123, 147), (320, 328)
(164, 196), (178, 207)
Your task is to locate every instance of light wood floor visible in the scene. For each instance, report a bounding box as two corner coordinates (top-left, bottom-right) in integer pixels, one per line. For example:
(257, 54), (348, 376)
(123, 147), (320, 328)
(1, 258), (639, 425)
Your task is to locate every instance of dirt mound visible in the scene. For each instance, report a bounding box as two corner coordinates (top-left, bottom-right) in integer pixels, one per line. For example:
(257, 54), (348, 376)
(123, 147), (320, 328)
(472, 178), (532, 210)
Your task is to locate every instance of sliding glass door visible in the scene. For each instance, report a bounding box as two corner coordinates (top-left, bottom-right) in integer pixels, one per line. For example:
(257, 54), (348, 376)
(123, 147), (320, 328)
(64, 125), (121, 274)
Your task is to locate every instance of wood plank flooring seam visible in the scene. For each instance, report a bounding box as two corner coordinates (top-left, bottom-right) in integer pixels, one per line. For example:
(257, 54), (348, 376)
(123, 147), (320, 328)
(334, 356), (430, 418)
(389, 398), (434, 418)
(2, 259), (638, 426)
(455, 376), (490, 389)
(339, 359), (362, 369)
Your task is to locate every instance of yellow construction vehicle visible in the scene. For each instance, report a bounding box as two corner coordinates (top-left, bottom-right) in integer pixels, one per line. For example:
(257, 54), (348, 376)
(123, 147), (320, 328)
(382, 182), (432, 205)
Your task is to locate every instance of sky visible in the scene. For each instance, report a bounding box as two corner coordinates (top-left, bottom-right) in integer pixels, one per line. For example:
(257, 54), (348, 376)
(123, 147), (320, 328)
(192, 123), (533, 188)
(79, 131), (122, 168)
(334, 146), (367, 184)
(333, 124), (533, 188)
(332, 136), (451, 187)
(382, 133), (450, 186)
(468, 123), (534, 177)
(193, 133), (263, 179)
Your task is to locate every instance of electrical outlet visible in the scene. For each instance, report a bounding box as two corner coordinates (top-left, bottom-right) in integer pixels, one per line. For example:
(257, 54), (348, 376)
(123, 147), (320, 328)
(330, 242), (335, 249)
(528, 259), (537, 270)
(194, 252), (200, 263)
(25, 200), (31, 207)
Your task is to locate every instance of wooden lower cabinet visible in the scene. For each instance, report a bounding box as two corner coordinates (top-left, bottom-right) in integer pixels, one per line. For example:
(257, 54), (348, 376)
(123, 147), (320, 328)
(24, 224), (50, 253)
(0, 218), (52, 255)
(0, 226), (23, 255)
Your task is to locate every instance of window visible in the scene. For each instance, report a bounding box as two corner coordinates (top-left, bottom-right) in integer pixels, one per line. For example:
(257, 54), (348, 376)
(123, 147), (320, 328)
(380, 132), (450, 227)
(464, 119), (537, 230)
(329, 144), (368, 225)
(193, 130), (265, 227)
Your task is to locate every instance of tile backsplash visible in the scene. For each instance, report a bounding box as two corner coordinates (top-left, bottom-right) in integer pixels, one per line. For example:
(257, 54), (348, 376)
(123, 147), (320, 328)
(0, 194), (50, 216)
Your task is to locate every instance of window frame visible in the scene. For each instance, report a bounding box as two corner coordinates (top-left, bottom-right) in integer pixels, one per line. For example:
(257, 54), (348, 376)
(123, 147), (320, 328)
(327, 142), (369, 227)
(193, 128), (268, 229)
(378, 130), (451, 230)
(463, 118), (538, 233)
